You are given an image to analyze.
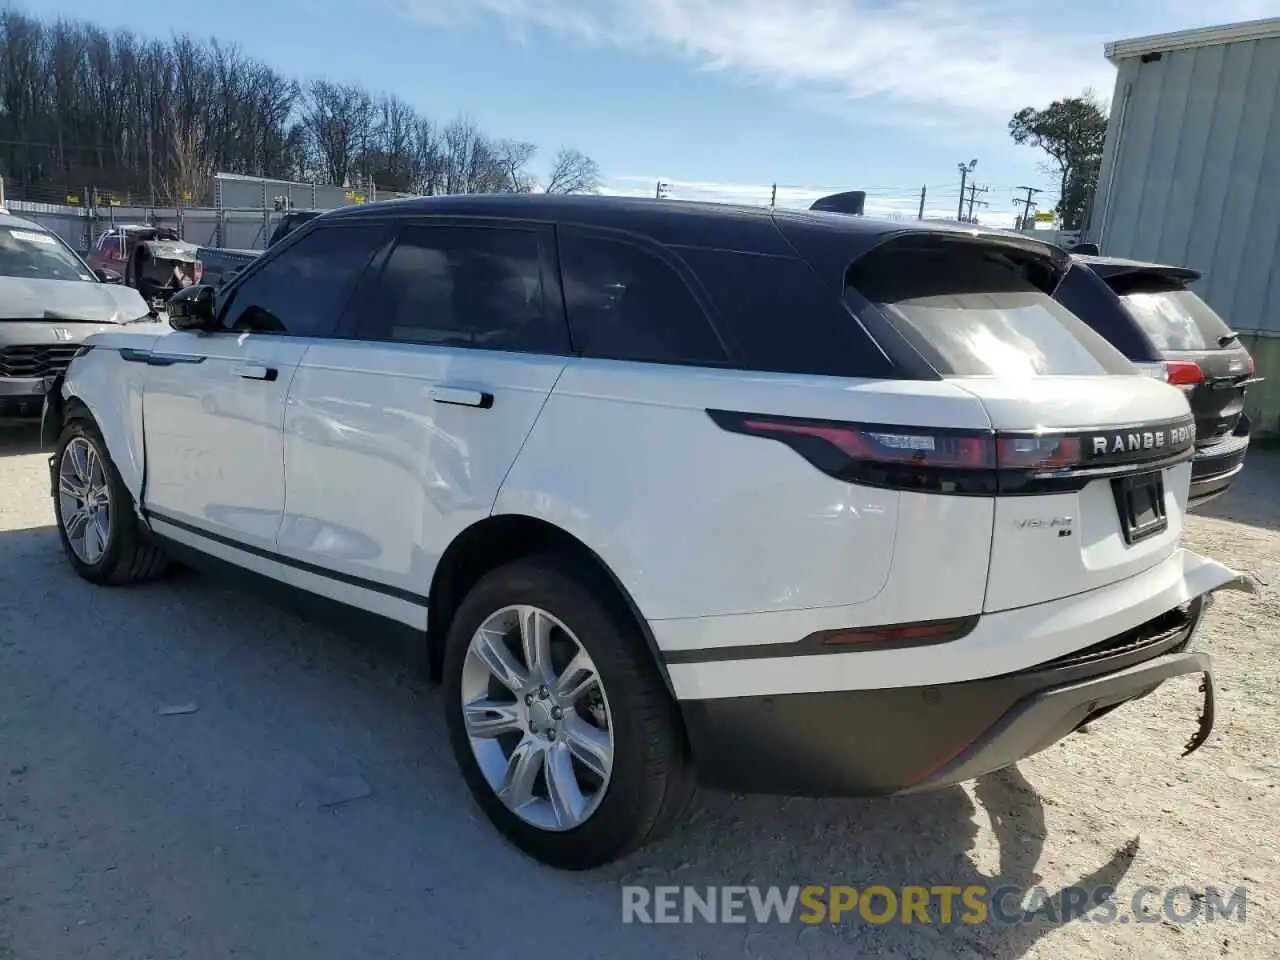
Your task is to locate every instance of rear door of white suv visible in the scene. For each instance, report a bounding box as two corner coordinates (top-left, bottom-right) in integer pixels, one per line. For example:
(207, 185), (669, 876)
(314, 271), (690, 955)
(275, 217), (571, 624)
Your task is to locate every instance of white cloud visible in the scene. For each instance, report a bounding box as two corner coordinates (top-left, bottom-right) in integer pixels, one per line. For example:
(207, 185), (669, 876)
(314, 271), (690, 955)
(393, 0), (1121, 122)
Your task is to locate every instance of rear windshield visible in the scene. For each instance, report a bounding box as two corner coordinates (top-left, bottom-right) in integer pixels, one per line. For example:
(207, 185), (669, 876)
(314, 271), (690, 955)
(1118, 286), (1234, 352)
(849, 240), (1134, 378)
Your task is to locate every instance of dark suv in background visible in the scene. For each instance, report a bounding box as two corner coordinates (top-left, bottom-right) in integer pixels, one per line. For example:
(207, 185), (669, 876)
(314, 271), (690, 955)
(1057, 254), (1260, 506)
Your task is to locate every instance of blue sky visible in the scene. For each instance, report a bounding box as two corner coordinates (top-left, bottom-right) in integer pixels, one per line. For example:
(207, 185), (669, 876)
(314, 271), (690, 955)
(33, 0), (1280, 224)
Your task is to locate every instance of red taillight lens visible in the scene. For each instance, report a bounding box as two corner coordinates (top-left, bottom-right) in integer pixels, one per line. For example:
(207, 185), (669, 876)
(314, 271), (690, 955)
(1166, 360), (1204, 388)
(996, 434), (1083, 470)
(710, 411), (998, 495)
(708, 409), (1198, 496)
(737, 419), (995, 468)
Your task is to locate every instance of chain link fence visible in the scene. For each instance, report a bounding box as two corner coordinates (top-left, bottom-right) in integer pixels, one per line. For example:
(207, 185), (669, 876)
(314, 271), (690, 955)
(0, 172), (409, 254)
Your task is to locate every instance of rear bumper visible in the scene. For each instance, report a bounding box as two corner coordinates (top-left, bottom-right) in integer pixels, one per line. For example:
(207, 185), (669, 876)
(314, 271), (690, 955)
(682, 601), (1216, 796)
(660, 548), (1250, 700)
(1189, 429), (1250, 506)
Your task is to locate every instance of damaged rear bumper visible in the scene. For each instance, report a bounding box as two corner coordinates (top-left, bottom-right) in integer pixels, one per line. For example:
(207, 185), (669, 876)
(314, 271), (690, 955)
(679, 561), (1254, 798)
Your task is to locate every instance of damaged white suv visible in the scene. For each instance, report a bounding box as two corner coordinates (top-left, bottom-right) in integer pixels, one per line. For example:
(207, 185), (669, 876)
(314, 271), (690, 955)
(44, 196), (1253, 870)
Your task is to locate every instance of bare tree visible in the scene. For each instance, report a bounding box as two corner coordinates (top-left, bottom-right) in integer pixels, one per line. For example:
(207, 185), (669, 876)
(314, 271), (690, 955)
(301, 80), (371, 187)
(489, 138), (537, 193)
(441, 115), (492, 195)
(0, 7), (571, 204)
(412, 116), (445, 196)
(543, 146), (601, 195)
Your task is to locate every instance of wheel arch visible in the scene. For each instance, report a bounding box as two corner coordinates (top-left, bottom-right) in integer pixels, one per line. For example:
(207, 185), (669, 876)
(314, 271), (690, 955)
(427, 514), (675, 697)
(49, 382), (147, 515)
(52, 348), (150, 506)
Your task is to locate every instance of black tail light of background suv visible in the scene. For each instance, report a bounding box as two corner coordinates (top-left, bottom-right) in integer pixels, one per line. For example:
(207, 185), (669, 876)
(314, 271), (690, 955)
(706, 410), (1197, 496)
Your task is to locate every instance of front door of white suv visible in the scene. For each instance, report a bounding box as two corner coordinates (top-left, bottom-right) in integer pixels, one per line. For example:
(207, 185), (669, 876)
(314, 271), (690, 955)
(141, 223), (389, 560)
(275, 219), (571, 624)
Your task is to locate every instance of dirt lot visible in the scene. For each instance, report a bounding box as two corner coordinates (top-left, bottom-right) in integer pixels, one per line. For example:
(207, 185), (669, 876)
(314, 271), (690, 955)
(1, 425), (1277, 960)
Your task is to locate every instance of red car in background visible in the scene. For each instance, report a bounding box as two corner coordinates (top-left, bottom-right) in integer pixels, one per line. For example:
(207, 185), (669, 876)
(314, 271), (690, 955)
(86, 225), (169, 278)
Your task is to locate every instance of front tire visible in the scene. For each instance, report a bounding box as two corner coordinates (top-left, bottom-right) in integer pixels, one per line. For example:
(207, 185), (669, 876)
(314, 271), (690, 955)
(53, 419), (169, 585)
(442, 556), (693, 869)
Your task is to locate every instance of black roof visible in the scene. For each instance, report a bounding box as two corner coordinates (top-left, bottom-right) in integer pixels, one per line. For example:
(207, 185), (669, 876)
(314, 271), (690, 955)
(324, 194), (1066, 280)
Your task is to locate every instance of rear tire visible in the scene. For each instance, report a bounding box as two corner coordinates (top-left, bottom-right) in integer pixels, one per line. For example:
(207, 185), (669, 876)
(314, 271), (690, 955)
(443, 555), (694, 869)
(53, 419), (169, 586)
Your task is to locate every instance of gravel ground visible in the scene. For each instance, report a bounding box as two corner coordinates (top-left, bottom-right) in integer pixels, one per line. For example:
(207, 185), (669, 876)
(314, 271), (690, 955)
(1, 425), (1277, 960)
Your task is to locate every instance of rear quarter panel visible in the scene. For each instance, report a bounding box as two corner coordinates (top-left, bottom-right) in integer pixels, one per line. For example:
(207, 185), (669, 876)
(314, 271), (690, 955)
(495, 359), (994, 623)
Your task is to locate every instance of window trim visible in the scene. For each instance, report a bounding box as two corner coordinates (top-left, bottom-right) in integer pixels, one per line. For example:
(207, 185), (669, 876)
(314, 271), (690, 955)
(555, 223), (736, 369)
(214, 220), (393, 339)
(341, 216), (573, 357)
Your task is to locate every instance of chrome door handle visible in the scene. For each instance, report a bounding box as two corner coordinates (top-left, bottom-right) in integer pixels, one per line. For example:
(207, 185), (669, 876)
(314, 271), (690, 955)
(431, 386), (494, 408)
(232, 364), (277, 382)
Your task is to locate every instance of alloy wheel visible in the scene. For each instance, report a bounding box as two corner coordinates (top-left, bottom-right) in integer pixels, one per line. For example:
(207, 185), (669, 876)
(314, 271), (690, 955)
(58, 437), (112, 565)
(460, 604), (615, 832)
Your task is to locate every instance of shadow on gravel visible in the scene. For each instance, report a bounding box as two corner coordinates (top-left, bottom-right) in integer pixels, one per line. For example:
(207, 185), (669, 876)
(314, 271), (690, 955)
(1192, 448), (1280, 533)
(0, 424), (43, 457)
(0, 526), (1140, 960)
(616, 767), (1140, 957)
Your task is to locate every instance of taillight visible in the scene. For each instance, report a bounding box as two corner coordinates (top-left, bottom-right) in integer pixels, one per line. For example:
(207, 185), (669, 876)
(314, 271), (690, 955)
(707, 410), (1197, 495)
(1166, 360), (1204, 390)
(713, 412), (997, 495)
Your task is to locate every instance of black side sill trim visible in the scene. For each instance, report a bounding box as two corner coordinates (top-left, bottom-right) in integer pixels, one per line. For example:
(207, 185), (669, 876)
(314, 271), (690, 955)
(146, 509), (427, 606)
(662, 615), (980, 664)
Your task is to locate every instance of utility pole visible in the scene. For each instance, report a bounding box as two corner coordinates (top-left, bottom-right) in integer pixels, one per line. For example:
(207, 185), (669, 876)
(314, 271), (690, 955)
(956, 159), (977, 222)
(655, 180), (670, 200)
(917, 185), (926, 220)
(770, 183), (777, 209)
(147, 125), (155, 209)
(965, 183), (989, 223)
(1012, 185), (1042, 229)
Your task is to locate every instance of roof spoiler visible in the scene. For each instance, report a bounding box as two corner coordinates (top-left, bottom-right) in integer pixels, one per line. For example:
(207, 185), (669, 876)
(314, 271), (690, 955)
(809, 191), (866, 216)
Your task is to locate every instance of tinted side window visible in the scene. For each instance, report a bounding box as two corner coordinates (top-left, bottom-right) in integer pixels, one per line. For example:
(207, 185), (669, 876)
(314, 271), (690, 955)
(678, 247), (896, 378)
(357, 224), (565, 354)
(559, 232), (727, 365)
(222, 225), (385, 337)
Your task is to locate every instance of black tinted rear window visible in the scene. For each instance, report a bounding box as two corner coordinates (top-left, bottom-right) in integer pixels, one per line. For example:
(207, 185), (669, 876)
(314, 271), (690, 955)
(1118, 286), (1234, 352)
(849, 240), (1134, 378)
(559, 231), (727, 365)
(676, 248), (895, 379)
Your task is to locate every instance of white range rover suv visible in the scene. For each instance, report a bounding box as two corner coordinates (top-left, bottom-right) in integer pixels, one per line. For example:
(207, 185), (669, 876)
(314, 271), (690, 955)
(44, 195), (1253, 870)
